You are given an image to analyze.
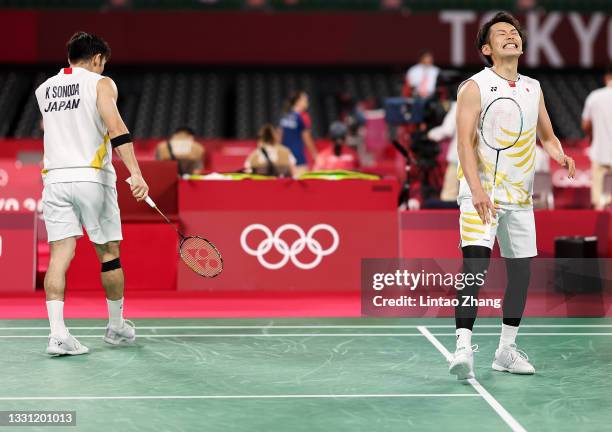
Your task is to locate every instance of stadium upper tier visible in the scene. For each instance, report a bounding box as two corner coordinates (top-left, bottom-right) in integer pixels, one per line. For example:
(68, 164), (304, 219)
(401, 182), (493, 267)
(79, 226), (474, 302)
(0, 0), (608, 12)
(2, 67), (600, 140)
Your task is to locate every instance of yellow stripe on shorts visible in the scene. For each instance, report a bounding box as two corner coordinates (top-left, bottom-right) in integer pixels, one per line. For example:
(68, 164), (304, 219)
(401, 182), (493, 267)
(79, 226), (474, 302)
(461, 224), (485, 234)
(461, 217), (484, 225)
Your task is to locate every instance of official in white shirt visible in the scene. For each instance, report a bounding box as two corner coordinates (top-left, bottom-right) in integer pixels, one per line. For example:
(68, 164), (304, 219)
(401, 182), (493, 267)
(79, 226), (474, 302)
(406, 51), (440, 98)
(582, 67), (612, 209)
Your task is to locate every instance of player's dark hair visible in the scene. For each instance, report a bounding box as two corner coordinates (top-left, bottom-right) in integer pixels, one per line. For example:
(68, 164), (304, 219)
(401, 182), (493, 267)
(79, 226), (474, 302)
(173, 125), (195, 136)
(605, 65), (612, 77)
(257, 124), (277, 145)
(476, 12), (526, 66)
(283, 90), (306, 113)
(67, 32), (111, 63)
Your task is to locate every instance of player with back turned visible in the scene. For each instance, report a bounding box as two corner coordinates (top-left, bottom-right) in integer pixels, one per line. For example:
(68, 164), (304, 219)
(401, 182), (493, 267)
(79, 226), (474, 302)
(35, 32), (149, 356)
(450, 12), (576, 379)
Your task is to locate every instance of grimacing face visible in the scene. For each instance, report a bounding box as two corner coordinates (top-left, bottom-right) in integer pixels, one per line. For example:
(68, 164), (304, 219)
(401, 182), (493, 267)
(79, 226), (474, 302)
(482, 21), (522, 64)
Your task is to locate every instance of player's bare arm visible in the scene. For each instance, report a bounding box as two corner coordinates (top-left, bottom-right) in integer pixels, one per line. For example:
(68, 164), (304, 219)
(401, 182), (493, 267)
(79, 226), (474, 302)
(537, 91), (576, 179)
(96, 77), (149, 201)
(456, 79), (496, 224)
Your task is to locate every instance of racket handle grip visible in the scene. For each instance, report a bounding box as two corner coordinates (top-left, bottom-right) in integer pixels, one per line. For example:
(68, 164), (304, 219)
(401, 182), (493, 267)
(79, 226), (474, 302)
(483, 188), (496, 242)
(125, 178), (157, 208)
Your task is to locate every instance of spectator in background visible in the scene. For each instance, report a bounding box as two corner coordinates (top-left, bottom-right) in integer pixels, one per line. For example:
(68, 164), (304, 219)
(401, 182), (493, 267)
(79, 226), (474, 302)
(156, 126), (205, 176)
(427, 101), (458, 201)
(245, 124), (296, 177)
(313, 121), (359, 171)
(582, 67), (612, 209)
(406, 51), (440, 124)
(279, 91), (317, 175)
(406, 50), (440, 99)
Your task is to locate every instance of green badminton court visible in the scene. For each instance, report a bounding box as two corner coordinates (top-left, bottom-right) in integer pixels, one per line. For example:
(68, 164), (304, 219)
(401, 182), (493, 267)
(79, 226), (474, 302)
(0, 317), (610, 431)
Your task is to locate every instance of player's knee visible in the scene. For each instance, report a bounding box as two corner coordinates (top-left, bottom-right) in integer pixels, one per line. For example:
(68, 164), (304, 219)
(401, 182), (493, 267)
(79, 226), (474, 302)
(105, 240), (121, 257)
(462, 245), (491, 275)
(95, 241), (121, 262)
(49, 239), (77, 265)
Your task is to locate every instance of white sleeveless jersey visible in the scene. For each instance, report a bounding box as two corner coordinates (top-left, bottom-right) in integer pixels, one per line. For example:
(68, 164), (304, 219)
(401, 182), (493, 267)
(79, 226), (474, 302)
(457, 67), (541, 209)
(35, 67), (115, 187)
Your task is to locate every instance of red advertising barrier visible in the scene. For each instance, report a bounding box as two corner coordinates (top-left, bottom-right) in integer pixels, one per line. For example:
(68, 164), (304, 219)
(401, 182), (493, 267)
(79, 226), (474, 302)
(178, 179), (399, 293)
(0, 11), (609, 67)
(551, 146), (592, 209)
(400, 210), (611, 259)
(65, 223), (178, 291)
(0, 212), (37, 292)
(0, 160), (43, 212)
(115, 160), (179, 221)
(0, 139), (340, 174)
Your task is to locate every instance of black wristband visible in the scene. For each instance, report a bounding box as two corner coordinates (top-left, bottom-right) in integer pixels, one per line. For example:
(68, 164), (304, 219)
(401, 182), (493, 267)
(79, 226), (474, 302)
(111, 133), (132, 148)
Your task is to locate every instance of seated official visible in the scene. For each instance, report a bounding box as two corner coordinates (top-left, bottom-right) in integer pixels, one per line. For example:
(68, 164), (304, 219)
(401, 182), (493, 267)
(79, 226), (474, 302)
(244, 124), (297, 177)
(313, 121), (359, 171)
(156, 126), (205, 176)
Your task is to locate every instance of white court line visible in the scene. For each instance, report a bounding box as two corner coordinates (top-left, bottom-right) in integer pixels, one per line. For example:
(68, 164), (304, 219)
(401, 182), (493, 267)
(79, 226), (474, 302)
(1, 324), (611, 330)
(0, 393), (479, 401)
(0, 333), (422, 339)
(425, 333), (612, 336)
(1, 332), (612, 339)
(417, 326), (527, 432)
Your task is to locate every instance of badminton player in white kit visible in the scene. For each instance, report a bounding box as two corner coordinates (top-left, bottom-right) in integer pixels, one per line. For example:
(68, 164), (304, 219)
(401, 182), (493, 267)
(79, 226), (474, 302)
(35, 32), (149, 355)
(449, 13), (576, 379)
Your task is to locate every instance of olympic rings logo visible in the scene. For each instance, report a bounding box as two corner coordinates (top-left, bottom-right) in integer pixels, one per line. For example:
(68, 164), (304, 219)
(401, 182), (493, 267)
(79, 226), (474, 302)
(240, 223), (339, 270)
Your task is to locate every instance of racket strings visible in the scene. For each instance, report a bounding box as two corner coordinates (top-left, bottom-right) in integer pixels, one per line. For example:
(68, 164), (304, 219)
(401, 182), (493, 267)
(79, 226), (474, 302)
(180, 236), (223, 278)
(481, 98), (523, 151)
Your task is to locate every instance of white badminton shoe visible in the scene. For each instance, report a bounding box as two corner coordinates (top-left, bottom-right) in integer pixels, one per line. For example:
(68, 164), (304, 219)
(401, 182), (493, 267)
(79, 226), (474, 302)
(103, 319), (136, 345)
(492, 344), (535, 374)
(449, 344), (478, 380)
(46, 332), (89, 356)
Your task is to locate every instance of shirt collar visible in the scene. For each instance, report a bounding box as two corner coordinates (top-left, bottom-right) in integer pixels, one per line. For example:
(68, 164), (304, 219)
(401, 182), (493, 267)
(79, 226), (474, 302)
(486, 67), (521, 83)
(58, 66), (86, 75)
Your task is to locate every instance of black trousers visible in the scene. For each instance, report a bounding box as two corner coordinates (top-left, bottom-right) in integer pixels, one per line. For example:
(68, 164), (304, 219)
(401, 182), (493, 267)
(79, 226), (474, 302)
(455, 246), (531, 330)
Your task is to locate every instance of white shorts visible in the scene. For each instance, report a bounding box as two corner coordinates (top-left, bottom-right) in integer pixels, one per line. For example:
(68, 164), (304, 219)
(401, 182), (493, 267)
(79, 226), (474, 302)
(42, 182), (122, 244)
(459, 200), (537, 258)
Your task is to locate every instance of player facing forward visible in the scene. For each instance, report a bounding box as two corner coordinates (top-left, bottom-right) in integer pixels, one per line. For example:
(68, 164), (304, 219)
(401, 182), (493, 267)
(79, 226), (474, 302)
(450, 13), (575, 379)
(35, 32), (149, 355)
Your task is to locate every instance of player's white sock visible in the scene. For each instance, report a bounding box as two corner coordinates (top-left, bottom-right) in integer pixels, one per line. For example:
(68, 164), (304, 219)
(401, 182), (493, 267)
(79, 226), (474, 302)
(499, 323), (519, 349)
(107, 297), (125, 328)
(456, 328), (472, 349)
(46, 300), (69, 338)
